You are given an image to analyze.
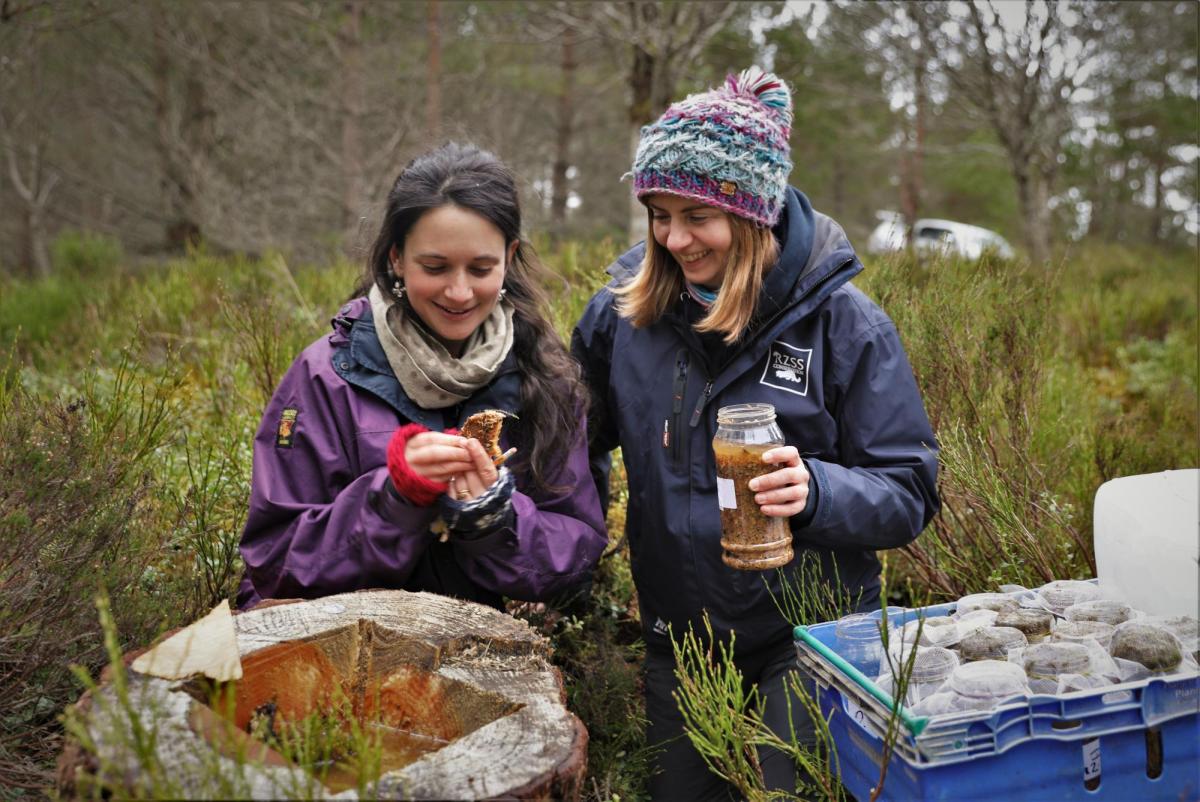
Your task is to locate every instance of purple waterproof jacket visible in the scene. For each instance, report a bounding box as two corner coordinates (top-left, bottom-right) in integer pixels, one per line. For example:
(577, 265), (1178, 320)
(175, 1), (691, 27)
(237, 298), (607, 609)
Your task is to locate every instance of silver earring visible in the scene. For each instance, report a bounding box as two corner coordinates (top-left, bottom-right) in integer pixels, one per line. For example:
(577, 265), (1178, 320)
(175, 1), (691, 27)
(498, 288), (508, 301)
(391, 278), (405, 300)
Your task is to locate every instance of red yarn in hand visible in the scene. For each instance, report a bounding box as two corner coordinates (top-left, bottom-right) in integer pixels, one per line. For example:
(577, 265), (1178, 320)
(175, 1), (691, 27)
(386, 423), (448, 506)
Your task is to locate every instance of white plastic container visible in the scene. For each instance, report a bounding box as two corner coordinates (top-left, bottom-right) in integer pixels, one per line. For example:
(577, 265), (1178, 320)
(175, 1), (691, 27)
(1094, 469), (1199, 619)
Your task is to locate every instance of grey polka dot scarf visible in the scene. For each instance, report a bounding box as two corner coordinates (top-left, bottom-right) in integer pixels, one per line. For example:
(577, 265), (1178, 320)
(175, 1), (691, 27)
(368, 284), (515, 410)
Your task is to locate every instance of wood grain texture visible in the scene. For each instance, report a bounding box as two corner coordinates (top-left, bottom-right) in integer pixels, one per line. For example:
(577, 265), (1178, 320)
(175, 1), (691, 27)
(59, 590), (586, 800)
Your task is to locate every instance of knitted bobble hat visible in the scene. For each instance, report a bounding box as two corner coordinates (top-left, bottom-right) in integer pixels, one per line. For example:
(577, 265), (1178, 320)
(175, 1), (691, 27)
(631, 66), (794, 228)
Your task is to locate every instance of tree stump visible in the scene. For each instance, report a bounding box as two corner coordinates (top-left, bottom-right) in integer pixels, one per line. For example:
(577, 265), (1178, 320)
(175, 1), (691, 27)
(58, 590), (588, 800)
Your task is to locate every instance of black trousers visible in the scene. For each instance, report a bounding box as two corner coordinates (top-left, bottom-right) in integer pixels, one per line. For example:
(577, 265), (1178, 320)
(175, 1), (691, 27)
(643, 638), (818, 802)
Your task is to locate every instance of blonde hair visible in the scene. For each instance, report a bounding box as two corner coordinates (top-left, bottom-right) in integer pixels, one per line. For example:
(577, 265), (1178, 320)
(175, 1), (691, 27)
(615, 209), (780, 344)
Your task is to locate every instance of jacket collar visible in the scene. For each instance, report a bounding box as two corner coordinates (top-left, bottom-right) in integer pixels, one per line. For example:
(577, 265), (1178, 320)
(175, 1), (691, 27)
(607, 187), (858, 313)
(606, 188), (863, 377)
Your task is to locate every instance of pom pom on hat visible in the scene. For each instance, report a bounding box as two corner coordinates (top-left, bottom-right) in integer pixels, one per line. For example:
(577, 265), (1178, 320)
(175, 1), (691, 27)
(631, 66), (794, 227)
(726, 66), (794, 136)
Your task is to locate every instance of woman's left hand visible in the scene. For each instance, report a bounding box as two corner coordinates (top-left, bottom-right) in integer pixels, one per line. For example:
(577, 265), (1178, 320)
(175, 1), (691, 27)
(448, 437), (502, 502)
(748, 446), (810, 518)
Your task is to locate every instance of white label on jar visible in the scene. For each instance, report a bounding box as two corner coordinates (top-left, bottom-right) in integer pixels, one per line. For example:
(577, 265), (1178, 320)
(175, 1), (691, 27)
(716, 476), (737, 509)
(1082, 738), (1101, 781)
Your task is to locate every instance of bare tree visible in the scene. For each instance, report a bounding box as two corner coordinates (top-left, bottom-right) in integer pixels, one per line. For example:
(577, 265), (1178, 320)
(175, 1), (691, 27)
(897, 3), (930, 244)
(922, 1), (1101, 263)
(426, 0), (442, 146)
(552, 1), (739, 243)
(338, 0), (365, 252)
(0, 114), (58, 276)
(550, 23), (576, 236)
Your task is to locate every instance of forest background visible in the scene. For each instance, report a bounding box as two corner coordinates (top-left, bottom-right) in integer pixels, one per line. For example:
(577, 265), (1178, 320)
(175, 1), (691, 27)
(1, 1), (1196, 799)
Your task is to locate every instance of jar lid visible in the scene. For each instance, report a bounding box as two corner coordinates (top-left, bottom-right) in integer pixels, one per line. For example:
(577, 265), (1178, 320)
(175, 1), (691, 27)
(954, 608), (1000, 632)
(909, 646), (960, 683)
(902, 616), (961, 648)
(995, 608), (1054, 636)
(1051, 619), (1115, 645)
(1139, 615), (1198, 648)
(835, 612), (890, 642)
(947, 660), (1028, 699)
(1064, 599), (1133, 626)
(716, 403), (776, 425)
(956, 592), (1019, 616)
(1036, 580), (1102, 614)
(1022, 641), (1090, 677)
(1110, 622), (1184, 672)
(958, 626), (1028, 661)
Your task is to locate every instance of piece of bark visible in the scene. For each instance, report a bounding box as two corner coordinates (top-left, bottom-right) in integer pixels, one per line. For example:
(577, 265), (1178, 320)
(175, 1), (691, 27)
(58, 590), (587, 800)
(131, 599), (242, 681)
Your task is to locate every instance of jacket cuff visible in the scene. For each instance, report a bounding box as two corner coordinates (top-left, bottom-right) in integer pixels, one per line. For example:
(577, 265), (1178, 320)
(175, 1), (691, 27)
(791, 458), (821, 528)
(386, 423), (448, 506)
(436, 467), (516, 546)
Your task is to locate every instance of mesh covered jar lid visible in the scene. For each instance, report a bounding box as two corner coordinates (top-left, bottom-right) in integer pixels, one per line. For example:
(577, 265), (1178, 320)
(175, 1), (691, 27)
(947, 660), (1029, 700)
(1064, 599), (1133, 626)
(1109, 621), (1184, 673)
(1036, 580), (1102, 614)
(995, 608), (1055, 639)
(908, 646), (960, 684)
(1022, 641), (1091, 677)
(1139, 616), (1198, 655)
(955, 592), (1020, 616)
(954, 608), (999, 635)
(1052, 619), (1115, 647)
(901, 616), (961, 648)
(958, 626), (1029, 662)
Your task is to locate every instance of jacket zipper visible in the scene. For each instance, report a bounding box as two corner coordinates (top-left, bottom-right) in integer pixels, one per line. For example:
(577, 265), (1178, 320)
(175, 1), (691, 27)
(669, 349), (689, 466)
(689, 380), (713, 427)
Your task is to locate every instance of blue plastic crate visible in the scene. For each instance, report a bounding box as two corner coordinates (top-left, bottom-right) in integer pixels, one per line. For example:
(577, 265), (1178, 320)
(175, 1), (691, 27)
(794, 605), (1200, 801)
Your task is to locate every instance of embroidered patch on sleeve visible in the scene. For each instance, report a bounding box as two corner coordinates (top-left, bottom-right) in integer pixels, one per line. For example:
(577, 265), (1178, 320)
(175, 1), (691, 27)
(276, 408), (298, 448)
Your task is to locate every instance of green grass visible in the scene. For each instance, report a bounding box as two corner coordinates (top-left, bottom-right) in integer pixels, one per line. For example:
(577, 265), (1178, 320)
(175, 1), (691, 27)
(1, 236), (1195, 798)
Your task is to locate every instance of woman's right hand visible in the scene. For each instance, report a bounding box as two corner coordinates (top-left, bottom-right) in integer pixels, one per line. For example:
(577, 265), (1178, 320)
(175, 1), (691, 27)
(403, 431), (474, 483)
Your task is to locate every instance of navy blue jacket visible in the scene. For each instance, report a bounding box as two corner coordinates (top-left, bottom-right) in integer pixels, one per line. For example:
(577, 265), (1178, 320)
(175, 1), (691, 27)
(571, 188), (939, 655)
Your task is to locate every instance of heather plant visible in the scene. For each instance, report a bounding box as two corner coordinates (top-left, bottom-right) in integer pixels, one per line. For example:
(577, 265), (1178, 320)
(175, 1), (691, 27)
(859, 244), (1197, 597)
(1, 238), (1193, 798)
(0, 351), (182, 791)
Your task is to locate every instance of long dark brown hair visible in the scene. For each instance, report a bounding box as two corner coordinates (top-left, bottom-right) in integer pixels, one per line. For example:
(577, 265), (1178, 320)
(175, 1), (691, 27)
(352, 142), (583, 493)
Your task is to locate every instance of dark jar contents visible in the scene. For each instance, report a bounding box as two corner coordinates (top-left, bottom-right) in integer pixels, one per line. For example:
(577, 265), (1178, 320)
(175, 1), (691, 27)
(713, 403), (793, 571)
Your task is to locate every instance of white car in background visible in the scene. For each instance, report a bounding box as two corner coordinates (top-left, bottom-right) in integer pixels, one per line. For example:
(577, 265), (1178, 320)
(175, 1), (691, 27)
(866, 211), (1016, 261)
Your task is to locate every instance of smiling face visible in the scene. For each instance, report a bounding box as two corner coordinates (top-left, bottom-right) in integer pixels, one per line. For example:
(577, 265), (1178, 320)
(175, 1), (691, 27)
(393, 204), (516, 356)
(646, 194), (734, 289)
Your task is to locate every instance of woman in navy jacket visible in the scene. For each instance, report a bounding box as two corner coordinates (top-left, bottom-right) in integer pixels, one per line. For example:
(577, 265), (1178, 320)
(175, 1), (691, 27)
(572, 68), (939, 799)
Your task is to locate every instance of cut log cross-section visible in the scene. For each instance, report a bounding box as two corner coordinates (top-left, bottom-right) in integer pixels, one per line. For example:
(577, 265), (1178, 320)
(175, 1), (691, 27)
(58, 590), (588, 800)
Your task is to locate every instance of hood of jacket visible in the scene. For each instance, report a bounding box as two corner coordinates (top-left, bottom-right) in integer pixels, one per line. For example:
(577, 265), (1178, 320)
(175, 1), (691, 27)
(608, 187), (862, 340)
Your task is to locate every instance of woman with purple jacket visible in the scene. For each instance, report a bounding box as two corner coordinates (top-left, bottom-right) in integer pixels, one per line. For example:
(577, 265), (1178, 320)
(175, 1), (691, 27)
(238, 143), (606, 610)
